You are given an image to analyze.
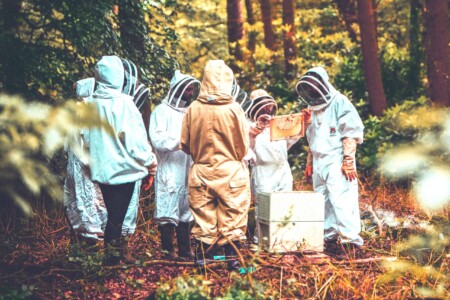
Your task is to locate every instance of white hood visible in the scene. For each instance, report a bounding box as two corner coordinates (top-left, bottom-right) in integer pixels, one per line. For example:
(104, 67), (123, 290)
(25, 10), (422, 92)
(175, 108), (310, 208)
(93, 56), (124, 99)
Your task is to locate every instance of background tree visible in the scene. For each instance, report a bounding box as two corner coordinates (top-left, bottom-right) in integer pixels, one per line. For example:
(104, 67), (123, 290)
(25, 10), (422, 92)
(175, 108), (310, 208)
(260, 0), (275, 50)
(406, 0), (423, 98)
(282, 0), (297, 79)
(424, 0), (449, 107)
(245, 0), (257, 52)
(227, 0), (244, 61)
(333, 0), (358, 43)
(357, 0), (387, 116)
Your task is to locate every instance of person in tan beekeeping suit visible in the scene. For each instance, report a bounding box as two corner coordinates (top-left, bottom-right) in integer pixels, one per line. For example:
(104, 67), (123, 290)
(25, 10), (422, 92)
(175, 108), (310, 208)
(180, 60), (251, 269)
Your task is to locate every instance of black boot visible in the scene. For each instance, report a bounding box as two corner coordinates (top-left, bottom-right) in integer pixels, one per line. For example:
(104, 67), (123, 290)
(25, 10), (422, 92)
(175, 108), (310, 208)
(176, 222), (194, 259)
(224, 241), (241, 271)
(158, 224), (178, 260)
(103, 239), (121, 266)
(120, 235), (134, 264)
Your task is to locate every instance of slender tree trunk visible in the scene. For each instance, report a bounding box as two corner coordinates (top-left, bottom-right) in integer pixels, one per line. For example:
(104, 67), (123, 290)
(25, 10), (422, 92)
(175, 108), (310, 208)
(333, 0), (358, 43)
(260, 0), (275, 50)
(119, 0), (146, 57)
(227, 0), (244, 60)
(1, 0), (25, 95)
(424, 0), (449, 107)
(357, 0), (387, 116)
(282, 0), (297, 79)
(407, 0), (422, 97)
(245, 0), (257, 51)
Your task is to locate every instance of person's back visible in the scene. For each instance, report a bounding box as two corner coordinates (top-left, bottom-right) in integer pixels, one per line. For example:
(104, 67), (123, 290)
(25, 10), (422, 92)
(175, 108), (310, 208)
(180, 60), (250, 267)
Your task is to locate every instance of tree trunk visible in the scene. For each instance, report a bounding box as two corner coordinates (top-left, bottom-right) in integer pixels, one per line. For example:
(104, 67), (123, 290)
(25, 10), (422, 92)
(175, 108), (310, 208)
(260, 0), (275, 50)
(245, 0), (257, 51)
(333, 0), (358, 43)
(424, 0), (449, 107)
(227, 0), (244, 60)
(118, 0), (146, 57)
(282, 0), (297, 80)
(407, 0), (422, 97)
(357, 0), (387, 116)
(1, 0), (25, 95)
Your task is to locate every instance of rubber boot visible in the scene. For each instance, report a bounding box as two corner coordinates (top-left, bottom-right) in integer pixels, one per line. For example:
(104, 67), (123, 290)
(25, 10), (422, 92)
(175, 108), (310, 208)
(176, 222), (194, 260)
(103, 239), (121, 266)
(224, 242), (241, 271)
(120, 235), (134, 264)
(158, 224), (178, 260)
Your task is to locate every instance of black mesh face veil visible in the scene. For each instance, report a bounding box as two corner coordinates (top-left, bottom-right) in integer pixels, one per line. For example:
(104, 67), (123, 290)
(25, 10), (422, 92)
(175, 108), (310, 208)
(133, 79), (150, 111)
(296, 72), (331, 108)
(248, 96), (278, 122)
(167, 78), (201, 109)
(121, 59), (138, 96)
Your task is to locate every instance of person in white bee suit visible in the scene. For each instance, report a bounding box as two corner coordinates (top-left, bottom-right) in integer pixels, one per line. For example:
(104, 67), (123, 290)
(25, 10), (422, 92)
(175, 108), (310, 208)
(149, 70), (200, 260)
(83, 55), (157, 265)
(65, 76), (144, 251)
(295, 66), (364, 253)
(243, 89), (300, 244)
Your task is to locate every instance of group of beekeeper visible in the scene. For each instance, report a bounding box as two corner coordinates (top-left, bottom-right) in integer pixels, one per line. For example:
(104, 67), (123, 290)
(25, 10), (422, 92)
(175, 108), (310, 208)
(65, 55), (365, 267)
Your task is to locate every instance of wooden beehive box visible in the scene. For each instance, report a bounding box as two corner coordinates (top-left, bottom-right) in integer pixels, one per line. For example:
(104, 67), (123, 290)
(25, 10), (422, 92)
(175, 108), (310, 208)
(257, 191), (324, 253)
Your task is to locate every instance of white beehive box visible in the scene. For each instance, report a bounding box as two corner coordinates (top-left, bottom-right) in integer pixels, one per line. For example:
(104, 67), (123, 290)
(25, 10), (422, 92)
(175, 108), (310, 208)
(257, 191), (324, 253)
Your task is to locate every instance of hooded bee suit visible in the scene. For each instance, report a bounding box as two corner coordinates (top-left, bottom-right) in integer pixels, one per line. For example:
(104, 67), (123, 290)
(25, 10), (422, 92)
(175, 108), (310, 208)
(65, 78), (142, 240)
(297, 67), (364, 246)
(83, 56), (156, 263)
(244, 89), (300, 244)
(149, 70), (199, 259)
(180, 60), (251, 250)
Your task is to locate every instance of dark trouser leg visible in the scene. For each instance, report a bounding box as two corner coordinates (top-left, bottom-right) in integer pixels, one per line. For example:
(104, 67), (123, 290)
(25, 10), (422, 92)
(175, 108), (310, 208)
(158, 223), (177, 260)
(176, 222), (194, 259)
(99, 182), (135, 264)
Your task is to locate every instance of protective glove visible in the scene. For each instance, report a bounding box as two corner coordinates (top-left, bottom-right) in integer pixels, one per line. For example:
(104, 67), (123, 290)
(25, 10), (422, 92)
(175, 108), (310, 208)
(256, 114), (271, 129)
(148, 152), (158, 176)
(304, 148), (313, 183)
(142, 175), (154, 191)
(341, 138), (358, 181)
(302, 108), (312, 126)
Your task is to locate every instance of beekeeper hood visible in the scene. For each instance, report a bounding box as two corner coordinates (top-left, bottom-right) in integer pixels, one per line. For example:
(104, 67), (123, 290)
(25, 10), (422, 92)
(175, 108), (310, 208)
(197, 60), (235, 104)
(74, 77), (95, 99)
(295, 67), (338, 111)
(122, 58), (150, 111)
(165, 70), (200, 112)
(93, 55), (124, 99)
(247, 89), (278, 122)
(231, 77), (249, 110)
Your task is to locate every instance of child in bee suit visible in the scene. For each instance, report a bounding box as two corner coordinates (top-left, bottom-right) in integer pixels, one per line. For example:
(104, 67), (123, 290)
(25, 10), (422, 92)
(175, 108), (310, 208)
(149, 70), (201, 260)
(244, 89), (300, 245)
(295, 66), (364, 253)
(180, 60), (251, 269)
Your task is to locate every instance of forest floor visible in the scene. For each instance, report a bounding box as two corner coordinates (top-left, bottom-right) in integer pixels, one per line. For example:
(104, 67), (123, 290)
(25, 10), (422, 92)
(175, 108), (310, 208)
(0, 180), (449, 299)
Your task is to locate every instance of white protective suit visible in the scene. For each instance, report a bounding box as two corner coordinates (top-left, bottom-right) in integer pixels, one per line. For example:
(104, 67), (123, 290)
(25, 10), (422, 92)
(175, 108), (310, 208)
(83, 56), (155, 186)
(65, 77), (142, 239)
(149, 71), (198, 225)
(247, 90), (300, 244)
(304, 67), (364, 246)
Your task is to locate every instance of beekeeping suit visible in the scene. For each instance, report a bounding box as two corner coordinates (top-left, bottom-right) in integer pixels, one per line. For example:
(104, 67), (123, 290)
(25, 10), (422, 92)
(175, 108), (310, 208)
(244, 89), (299, 244)
(180, 60), (251, 249)
(65, 78), (142, 240)
(149, 70), (200, 259)
(296, 66), (364, 246)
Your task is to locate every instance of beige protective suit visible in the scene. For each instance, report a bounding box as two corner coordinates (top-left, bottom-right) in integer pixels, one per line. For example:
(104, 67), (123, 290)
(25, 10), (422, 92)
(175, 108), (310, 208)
(180, 60), (251, 246)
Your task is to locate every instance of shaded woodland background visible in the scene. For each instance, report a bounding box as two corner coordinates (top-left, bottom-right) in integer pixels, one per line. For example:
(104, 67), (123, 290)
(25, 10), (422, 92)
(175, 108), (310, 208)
(0, 0), (449, 299)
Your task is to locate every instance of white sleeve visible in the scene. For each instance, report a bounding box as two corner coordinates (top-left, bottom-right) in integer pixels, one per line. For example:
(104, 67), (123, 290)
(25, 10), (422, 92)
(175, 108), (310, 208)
(149, 107), (180, 152)
(122, 101), (155, 167)
(337, 97), (364, 144)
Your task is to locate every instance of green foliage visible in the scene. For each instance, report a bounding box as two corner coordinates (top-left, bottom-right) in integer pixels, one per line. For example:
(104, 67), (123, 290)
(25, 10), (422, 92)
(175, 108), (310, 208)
(0, 94), (107, 213)
(357, 97), (431, 174)
(155, 275), (210, 300)
(0, 285), (35, 300)
(0, 0), (181, 103)
(218, 274), (278, 300)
